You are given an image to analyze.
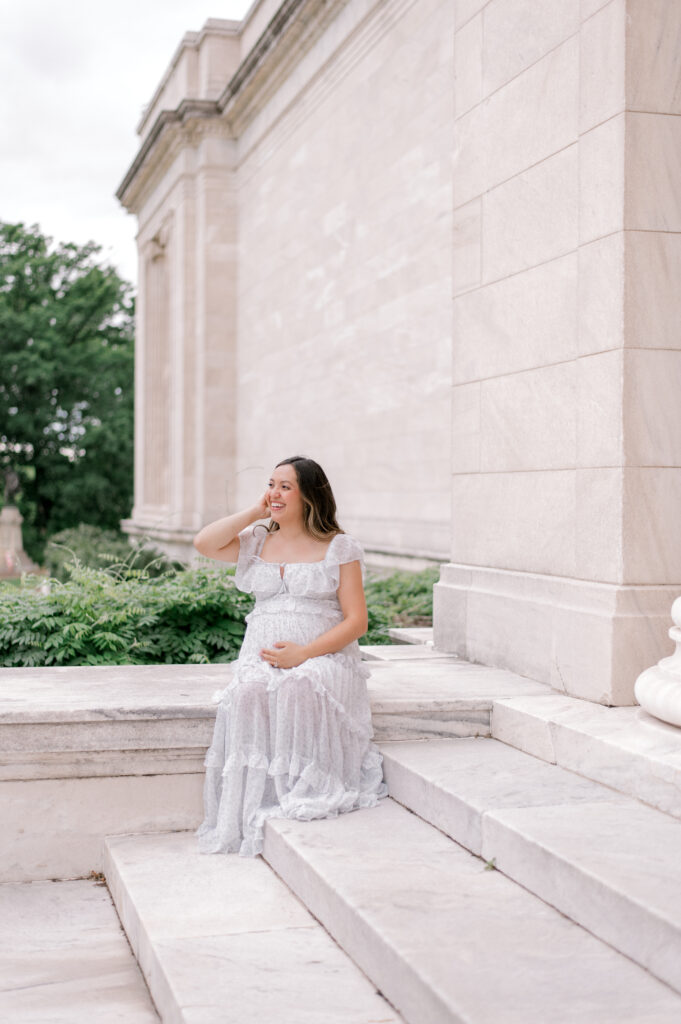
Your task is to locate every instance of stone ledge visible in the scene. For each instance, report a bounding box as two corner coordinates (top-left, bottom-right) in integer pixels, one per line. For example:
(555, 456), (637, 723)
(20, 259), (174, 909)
(0, 660), (547, 881)
(0, 661), (550, 779)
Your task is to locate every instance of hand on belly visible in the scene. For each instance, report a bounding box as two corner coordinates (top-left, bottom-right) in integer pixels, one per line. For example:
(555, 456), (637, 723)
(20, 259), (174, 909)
(260, 641), (307, 670)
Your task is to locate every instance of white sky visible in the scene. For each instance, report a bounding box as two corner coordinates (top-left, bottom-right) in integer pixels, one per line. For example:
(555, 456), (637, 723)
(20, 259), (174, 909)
(0, 0), (253, 287)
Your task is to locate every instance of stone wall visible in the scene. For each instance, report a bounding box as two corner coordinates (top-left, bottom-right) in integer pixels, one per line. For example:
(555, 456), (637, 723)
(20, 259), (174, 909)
(119, 0), (453, 564)
(234, 0), (453, 558)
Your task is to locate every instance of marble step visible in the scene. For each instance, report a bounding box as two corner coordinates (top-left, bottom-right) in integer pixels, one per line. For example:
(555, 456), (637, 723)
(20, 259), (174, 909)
(380, 737), (681, 997)
(263, 798), (681, 1024)
(366, 658), (547, 739)
(104, 831), (403, 1024)
(492, 692), (681, 820)
(0, 877), (158, 1022)
(0, 661), (548, 883)
(386, 626), (434, 645)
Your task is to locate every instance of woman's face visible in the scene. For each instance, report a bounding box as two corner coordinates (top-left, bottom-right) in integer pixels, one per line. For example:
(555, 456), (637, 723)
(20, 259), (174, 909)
(267, 464), (304, 526)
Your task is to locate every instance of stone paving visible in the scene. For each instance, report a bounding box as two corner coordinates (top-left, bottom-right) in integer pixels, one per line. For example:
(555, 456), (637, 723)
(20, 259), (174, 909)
(0, 877), (158, 1022)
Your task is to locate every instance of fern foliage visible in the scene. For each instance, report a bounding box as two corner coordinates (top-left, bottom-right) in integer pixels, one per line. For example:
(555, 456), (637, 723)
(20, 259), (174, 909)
(0, 561), (253, 667)
(0, 560), (438, 665)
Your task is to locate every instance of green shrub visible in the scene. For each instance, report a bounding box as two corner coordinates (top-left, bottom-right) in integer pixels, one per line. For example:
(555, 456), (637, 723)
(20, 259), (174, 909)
(362, 567), (439, 645)
(0, 562), (253, 667)
(0, 560), (439, 666)
(44, 524), (181, 582)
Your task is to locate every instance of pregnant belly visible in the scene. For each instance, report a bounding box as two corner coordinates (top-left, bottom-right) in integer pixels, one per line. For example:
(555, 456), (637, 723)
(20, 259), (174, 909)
(240, 607), (343, 653)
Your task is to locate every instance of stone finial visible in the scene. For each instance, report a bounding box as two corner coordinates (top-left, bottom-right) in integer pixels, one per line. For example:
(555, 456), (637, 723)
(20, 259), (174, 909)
(3, 468), (19, 505)
(635, 598), (681, 728)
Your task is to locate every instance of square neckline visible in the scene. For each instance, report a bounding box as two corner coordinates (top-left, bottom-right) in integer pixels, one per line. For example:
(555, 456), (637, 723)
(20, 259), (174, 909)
(252, 530), (339, 566)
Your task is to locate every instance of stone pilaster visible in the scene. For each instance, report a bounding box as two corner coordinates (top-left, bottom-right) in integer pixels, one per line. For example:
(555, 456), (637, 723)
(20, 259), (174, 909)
(435, 0), (681, 705)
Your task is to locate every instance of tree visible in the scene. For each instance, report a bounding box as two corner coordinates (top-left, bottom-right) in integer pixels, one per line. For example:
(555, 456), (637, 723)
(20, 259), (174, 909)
(0, 221), (135, 562)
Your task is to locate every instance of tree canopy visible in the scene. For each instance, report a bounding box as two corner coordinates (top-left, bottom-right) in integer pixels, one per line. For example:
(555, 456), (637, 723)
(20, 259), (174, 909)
(0, 221), (135, 562)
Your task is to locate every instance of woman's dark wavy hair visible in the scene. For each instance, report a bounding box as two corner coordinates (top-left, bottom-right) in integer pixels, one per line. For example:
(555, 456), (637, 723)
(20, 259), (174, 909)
(267, 456), (343, 539)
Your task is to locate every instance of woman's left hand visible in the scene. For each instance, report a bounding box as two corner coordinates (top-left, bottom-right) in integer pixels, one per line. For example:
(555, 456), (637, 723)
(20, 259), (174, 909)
(260, 642), (307, 670)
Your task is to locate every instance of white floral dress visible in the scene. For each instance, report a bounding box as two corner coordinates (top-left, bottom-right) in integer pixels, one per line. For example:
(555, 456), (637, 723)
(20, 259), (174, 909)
(197, 525), (388, 857)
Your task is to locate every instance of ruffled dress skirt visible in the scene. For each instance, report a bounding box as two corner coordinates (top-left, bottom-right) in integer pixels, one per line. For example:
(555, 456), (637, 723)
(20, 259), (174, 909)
(196, 599), (388, 858)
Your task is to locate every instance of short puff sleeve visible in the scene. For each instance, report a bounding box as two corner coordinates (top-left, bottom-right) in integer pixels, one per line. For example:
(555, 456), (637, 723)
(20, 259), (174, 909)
(234, 524), (264, 592)
(329, 533), (366, 584)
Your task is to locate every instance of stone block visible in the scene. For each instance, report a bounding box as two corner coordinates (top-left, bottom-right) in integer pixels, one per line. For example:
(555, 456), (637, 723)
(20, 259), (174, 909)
(625, 231), (681, 351)
(452, 103), (486, 207)
(491, 694), (564, 762)
(623, 468), (681, 583)
(432, 573), (469, 656)
(626, 0), (681, 114)
(483, 0), (580, 96)
(450, 470), (577, 577)
(575, 467), (624, 581)
(579, 114), (625, 243)
(453, 13), (482, 118)
(453, 252), (578, 383)
(579, 0), (626, 133)
(466, 586), (556, 684)
(478, 362), (576, 472)
(626, 112), (681, 231)
(454, 0), (487, 30)
(450, 381), (480, 474)
(451, 198), (481, 293)
(483, 36), (578, 192)
(576, 349), (623, 467)
(483, 144), (578, 282)
(577, 231), (624, 356)
(623, 349), (681, 467)
(581, 0), (610, 19)
(454, 37), (578, 205)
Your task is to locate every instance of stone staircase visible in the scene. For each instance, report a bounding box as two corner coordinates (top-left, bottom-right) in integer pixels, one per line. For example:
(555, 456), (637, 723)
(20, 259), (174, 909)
(3, 644), (681, 1021)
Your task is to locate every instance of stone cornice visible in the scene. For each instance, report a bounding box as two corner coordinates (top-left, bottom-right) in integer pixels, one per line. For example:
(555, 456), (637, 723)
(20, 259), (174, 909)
(116, 0), (348, 210)
(137, 19), (240, 137)
(219, 0), (350, 138)
(216, 0), (307, 114)
(117, 100), (221, 207)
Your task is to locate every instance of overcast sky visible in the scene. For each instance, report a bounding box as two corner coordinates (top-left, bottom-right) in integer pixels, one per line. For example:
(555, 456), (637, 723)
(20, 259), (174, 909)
(0, 0), (253, 287)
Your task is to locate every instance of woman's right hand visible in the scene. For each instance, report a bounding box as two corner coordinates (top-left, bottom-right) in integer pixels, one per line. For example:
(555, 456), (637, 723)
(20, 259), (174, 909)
(254, 491), (270, 519)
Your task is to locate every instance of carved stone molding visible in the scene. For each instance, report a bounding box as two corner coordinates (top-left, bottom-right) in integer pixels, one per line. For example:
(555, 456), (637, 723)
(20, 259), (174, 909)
(117, 0), (356, 208)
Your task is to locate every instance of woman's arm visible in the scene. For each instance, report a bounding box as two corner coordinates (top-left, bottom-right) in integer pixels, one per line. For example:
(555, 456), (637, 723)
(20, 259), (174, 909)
(261, 560), (368, 668)
(193, 494), (269, 563)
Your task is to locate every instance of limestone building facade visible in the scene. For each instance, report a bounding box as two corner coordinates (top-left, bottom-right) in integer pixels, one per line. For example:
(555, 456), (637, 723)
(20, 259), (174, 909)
(118, 0), (681, 707)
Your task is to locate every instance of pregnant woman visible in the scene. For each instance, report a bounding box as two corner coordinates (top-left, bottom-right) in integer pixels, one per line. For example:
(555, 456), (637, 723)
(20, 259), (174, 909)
(193, 455), (388, 857)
